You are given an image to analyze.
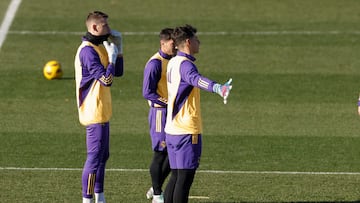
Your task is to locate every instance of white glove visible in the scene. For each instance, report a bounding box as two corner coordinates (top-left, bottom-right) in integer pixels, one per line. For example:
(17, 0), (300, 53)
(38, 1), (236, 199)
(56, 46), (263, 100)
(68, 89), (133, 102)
(109, 30), (123, 55)
(213, 78), (233, 104)
(103, 41), (118, 64)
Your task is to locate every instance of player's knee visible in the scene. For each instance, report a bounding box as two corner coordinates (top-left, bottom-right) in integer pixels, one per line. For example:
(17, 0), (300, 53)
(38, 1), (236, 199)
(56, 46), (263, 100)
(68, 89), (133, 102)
(153, 150), (167, 163)
(177, 169), (195, 186)
(85, 152), (101, 168)
(103, 151), (109, 162)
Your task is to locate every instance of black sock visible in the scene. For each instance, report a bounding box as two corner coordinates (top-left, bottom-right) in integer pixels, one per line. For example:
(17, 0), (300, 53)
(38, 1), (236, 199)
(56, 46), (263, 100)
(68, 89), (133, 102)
(161, 152), (171, 184)
(150, 151), (170, 195)
(164, 169), (177, 203)
(173, 169), (196, 203)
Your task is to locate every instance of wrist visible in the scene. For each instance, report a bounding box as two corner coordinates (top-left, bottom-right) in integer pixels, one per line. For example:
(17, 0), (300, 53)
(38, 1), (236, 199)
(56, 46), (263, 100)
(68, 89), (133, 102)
(213, 83), (221, 95)
(108, 62), (115, 67)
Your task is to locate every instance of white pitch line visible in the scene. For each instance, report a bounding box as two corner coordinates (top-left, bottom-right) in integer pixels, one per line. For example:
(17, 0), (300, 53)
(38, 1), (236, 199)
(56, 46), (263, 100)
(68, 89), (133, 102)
(1, 167), (360, 175)
(0, 0), (22, 50)
(197, 170), (360, 175)
(7, 30), (360, 36)
(0, 167), (82, 171)
(188, 196), (210, 199)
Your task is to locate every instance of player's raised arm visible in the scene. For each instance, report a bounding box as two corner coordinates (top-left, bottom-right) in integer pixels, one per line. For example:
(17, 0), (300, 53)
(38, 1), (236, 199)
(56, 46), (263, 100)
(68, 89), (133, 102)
(109, 30), (124, 77)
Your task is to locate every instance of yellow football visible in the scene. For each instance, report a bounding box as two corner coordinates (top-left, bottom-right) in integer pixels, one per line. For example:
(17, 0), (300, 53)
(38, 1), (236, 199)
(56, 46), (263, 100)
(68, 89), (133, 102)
(43, 60), (63, 80)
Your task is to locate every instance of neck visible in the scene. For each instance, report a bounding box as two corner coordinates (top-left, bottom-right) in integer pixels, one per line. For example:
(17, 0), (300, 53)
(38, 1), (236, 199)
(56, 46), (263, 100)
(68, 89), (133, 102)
(179, 49), (193, 56)
(84, 32), (109, 45)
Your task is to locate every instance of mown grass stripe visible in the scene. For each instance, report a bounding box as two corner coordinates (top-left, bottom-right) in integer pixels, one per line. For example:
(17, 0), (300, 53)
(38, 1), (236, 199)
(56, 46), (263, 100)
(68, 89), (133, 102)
(8, 30), (360, 36)
(1, 167), (360, 175)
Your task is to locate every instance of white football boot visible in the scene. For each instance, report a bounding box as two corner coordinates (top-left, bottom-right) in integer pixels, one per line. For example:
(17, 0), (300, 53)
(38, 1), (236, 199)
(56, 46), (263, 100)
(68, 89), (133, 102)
(152, 194), (164, 203)
(82, 197), (94, 203)
(146, 187), (154, 199)
(95, 192), (105, 203)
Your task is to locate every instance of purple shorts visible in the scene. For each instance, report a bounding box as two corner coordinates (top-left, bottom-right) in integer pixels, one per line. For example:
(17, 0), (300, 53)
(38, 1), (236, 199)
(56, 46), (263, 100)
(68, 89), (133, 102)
(148, 107), (167, 151)
(166, 134), (202, 169)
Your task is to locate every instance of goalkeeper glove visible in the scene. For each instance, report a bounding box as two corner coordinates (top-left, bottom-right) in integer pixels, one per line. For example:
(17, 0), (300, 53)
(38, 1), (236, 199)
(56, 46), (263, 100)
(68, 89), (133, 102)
(109, 30), (123, 55)
(213, 78), (233, 104)
(103, 41), (118, 64)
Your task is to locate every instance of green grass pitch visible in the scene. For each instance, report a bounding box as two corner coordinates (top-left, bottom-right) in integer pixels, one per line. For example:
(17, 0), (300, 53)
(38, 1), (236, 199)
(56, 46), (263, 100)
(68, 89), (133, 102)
(2, 0), (360, 202)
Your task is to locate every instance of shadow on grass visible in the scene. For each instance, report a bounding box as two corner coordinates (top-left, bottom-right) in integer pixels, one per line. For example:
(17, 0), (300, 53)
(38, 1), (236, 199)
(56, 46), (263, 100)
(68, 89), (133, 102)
(59, 77), (75, 80)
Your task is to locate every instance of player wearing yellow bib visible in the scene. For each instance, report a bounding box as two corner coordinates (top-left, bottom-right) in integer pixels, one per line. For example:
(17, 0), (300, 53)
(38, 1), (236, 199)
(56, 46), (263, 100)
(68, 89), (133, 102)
(74, 11), (124, 203)
(142, 28), (175, 203)
(164, 25), (232, 203)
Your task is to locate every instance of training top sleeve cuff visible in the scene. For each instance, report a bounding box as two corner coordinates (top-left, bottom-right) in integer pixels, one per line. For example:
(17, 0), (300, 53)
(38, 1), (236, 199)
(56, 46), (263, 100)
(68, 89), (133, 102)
(213, 83), (222, 95)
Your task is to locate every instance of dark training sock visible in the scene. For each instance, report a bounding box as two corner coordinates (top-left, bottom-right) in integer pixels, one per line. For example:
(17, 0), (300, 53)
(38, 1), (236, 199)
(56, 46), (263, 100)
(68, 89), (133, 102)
(173, 169), (196, 203)
(164, 169), (178, 203)
(150, 151), (170, 195)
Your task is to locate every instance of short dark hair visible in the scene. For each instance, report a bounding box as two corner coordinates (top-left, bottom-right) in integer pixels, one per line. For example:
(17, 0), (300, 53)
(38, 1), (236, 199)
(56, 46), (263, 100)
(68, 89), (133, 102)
(159, 28), (174, 41)
(86, 11), (108, 23)
(172, 24), (197, 46)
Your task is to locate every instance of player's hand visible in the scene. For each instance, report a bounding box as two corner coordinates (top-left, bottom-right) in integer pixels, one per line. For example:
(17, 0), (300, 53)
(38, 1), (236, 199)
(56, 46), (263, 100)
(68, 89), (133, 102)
(103, 41), (118, 64)
(109, 30), (123, 55)
(213, 78), (233, 104)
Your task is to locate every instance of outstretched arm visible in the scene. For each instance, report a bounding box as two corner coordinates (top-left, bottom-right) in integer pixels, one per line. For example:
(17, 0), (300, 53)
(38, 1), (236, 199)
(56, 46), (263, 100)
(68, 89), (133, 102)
(180, 60), (233, 104)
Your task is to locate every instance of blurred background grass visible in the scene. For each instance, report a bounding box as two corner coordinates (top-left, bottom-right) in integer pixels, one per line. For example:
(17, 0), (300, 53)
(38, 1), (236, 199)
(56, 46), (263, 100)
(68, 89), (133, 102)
(2, 0), (360, 202)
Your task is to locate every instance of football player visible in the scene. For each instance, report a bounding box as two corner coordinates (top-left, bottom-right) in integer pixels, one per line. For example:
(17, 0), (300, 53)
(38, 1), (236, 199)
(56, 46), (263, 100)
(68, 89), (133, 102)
(74, 11), (124, 203)
(164, 24), (232, 203)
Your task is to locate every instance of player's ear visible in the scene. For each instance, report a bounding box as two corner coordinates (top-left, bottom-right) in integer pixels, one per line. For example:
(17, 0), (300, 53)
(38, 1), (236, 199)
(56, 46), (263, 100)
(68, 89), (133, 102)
(92, 23), (98, 32)
(160, 39), (165, 46)
(185, 38), (191, 46)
